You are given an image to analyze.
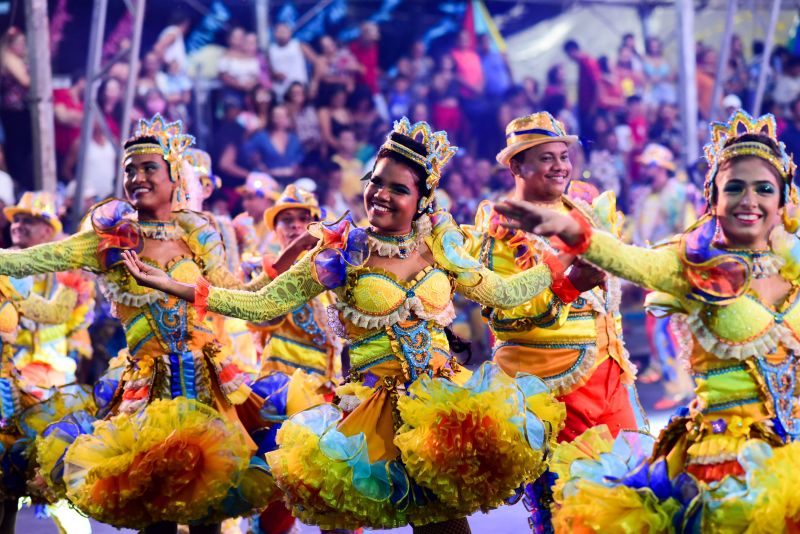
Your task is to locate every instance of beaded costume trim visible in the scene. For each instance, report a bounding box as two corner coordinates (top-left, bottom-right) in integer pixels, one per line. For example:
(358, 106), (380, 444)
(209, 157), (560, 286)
(367, 215), (432, 258)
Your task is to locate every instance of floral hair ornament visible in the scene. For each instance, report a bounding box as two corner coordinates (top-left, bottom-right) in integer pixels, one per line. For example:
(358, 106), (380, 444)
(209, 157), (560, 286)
(380, 117), (458, 213)
(123, 114), (196, 210)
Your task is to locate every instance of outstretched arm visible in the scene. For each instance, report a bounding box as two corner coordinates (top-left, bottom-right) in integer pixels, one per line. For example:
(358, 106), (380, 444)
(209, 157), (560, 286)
(495, 200), (687, 296)
(457, 261), (558, 309)
(123, 249), (326, 323)
(0, 231), (101, 278)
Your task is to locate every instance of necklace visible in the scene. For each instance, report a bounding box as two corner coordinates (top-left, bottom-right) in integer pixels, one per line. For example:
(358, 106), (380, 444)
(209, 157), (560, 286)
(367, 215), (432, 258)
(139, 220), (185, 241)
(718, 247), (784, 279)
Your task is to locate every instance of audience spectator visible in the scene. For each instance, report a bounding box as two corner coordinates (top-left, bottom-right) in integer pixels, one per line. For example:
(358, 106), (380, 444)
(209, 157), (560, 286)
(781, 96), (800, 167)
(156, 59), (192, 122)
(312, 35), (359, 101)
(564, 39), (602, 140)
(330, 128), (365, 211)
(350, 88), (385, 149)
(212, 94), (250, 187)
(152, 10), (191, 74)
(349, 22), (380, 95)
(248, 83), (275, 131)
(136, 52), (161, 102)
(642, 37), (676, 107)
(387, 75), (413, 120)
(98, 77), (123, 140)
(219, 30), (266, 98)
(616, 45), (645, 98)
(269, 23), (315, 102)
(409, 40), (434, 85)
(318, 85), (353, 156)
(774, 55), (800, 110)
(63, 116), (116, 199)
(242, 104), (303, 183)
(0, 28), (32, 190)
(430, 56), (463, 143)
(696, 47), (718, 120)
(284, 82), (322, 157)
(54, 70), (86, 162)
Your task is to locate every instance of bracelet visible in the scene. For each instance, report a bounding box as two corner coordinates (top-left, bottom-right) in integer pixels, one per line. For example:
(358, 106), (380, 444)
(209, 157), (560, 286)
(543, 254), (580, 303)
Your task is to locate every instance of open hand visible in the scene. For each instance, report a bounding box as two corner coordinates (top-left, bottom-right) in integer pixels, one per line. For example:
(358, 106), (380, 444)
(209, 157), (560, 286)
(289, 231), (320, 252)
(122, 250), (171, 292)
(495, 200), (583, 245)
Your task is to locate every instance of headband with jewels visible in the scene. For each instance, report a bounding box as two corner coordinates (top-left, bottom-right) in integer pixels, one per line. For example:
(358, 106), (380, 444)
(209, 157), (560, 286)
(380, 117), (458, 211)
(703, 110), (797, 203)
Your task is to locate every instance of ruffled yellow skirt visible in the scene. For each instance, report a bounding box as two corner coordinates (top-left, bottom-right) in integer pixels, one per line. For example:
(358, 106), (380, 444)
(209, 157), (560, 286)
(267, 362), (565, 530)
(63, 397), (251, 529)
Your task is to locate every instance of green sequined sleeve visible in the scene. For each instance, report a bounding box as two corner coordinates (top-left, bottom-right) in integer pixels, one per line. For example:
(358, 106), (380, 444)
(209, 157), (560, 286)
(205, 265), (273, 292)
(16, 286), (78, 324)
(458, 263), (554, 309)
(205, 252), (325, 322)
(0, 231), (101, 277)
(582, 230), (688, 297)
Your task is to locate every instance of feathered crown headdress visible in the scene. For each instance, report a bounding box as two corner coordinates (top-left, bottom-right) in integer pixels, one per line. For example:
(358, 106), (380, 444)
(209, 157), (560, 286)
(703, 110), (796, 203)
(381, 117), (458, 212)
(123, 114), (196, 209)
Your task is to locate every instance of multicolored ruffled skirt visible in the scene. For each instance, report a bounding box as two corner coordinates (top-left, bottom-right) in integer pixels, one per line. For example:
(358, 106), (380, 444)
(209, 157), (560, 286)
(267, 361), (566, 530)
(36, 347), (323, 530)
(550, 422), (800, 533)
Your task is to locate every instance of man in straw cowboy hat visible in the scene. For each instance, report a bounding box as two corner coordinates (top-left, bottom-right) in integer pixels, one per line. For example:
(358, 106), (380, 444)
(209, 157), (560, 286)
(466, 111), (648, 440)
(3, 191), (95, 396)
(464, 111), (648, 528)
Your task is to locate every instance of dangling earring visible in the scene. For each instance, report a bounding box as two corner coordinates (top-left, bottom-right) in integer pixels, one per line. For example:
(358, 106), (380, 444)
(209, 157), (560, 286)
(712, 212), (722, 243)
(417, 198), (427, 214)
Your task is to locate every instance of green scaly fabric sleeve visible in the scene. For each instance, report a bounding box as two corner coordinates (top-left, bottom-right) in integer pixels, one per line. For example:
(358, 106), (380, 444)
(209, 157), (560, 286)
(0, 231), (101, 277)
(582, 230), (688, 297)
(458, 264), (554, 309)
(206, 252), (324, 322)
(16, 286), (78, 324)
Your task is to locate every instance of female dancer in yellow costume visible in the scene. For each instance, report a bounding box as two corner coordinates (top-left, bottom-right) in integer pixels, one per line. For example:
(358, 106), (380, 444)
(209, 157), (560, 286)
(0, 114), (295, 533)
(123, 118), (568, 533)
(496, 110), (800, 532)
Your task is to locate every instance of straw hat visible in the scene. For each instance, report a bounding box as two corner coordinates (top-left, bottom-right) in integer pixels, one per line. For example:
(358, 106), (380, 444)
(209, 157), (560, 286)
(3, 191), (62, 234)
(638, 143), (676, 171)
(263, 184), (322, 231)
(496, 112), (578, 166)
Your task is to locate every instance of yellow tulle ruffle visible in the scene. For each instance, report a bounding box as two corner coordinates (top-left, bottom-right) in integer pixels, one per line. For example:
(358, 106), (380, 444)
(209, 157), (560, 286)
(551, 425), (616, 502)
(555, 480), (680, 534)
(395, 371), (565, 515)
(63, 397), (250, 529)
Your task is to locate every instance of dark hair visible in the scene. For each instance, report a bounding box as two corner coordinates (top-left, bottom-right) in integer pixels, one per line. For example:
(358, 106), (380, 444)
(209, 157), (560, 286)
(445, 327), (471, 362)
(375, 132), (430, 198)
(753, 40), (765, 56)
(546, 65), (562, 85)
(563, 40), (579, 53)
(712, 133), (787, 205)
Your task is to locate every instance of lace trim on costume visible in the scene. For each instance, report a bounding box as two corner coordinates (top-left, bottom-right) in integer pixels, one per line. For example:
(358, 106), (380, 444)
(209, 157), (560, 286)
(670, 314), (695, 373)
(139, 220), (186, 241)
(98, 276), (166, 307)
(686, 452), (740, 465)
(367, 215), (432, 258)
(335, 297), (456, 331)
(687, 313), (800, 361)
(542, 346), (597, 396)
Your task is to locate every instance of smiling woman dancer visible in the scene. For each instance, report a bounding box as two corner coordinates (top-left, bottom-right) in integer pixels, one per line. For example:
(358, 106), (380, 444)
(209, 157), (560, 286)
(0, 115), (287, 534)
(496, 110), (800, 531)
(123, 118), (567, 533)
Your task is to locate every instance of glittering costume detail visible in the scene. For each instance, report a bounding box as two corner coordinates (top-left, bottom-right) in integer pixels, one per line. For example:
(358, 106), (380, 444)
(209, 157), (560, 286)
(0, 199), (278, 527)
(367, 215), (432, 258)
(202, 208), (564, 528)
(547, 185), (800, 528)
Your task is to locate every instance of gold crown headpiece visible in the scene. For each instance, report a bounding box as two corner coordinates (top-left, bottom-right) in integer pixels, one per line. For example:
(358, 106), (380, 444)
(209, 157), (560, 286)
(381, 117), (458, 211)
(703, 110), (796, 203)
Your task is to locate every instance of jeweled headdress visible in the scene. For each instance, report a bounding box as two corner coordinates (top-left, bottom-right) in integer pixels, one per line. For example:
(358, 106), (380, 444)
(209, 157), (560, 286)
(123, 114), (196, 208)
(680, 110), (799, 305)
(381, 117), (458, 212)
(703, 110), (796, 203)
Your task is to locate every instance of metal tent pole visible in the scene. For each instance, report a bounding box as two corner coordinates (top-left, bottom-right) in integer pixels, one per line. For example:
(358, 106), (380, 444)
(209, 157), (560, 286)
(709, 0), (737, 121)
(24, 0), (57, 194)
(116, 0), (146, 197)
(70, 0), (108, 231)
(752, 0), (782, 114)
(675, 0), (699, 165)
(255, 0), (271, 54)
